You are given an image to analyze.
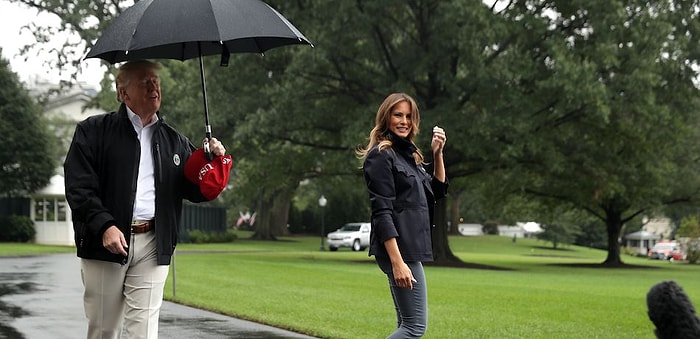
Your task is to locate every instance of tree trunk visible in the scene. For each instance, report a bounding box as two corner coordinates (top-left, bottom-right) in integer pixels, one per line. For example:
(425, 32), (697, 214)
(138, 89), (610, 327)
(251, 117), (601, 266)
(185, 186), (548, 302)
(431, 197), (462, 265)
(602, 210), (624, 266)
(449, 191), (462, 235)
(251, 188), (295, 240)
(251, 190), (276, 240)
(271, 191), (292, 236)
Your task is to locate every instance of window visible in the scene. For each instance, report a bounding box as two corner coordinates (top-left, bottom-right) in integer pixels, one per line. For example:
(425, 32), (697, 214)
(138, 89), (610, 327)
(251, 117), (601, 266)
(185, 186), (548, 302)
(57, 201), (67, 221)
(34, 198), (68, 222)
(46, 199), (56, 222)
(34, 199), (46, 221)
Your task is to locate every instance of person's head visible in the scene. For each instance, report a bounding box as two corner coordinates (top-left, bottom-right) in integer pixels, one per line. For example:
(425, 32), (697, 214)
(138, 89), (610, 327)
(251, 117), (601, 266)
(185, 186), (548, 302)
(115, 60), (162, 118)
(374, 93), (421, 142)
(357, 93), (424, 164)
(647, 280), (700, 338)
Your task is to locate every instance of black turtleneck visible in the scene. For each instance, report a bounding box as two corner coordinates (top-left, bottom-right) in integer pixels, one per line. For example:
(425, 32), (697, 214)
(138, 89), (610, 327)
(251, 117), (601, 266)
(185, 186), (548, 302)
(387, 132), (417, 163)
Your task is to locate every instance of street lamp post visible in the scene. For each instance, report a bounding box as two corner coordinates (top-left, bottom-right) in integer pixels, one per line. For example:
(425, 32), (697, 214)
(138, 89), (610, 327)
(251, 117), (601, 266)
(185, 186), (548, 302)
(319, 195), (327, 251)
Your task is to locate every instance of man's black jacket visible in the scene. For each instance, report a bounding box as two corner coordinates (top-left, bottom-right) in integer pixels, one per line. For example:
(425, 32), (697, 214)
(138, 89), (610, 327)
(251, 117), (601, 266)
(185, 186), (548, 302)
(64, 104), (207, 265)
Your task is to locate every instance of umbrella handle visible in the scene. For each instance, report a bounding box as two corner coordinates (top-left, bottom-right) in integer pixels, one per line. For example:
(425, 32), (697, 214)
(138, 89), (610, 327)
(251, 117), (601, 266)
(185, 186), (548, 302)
(204, 140), (213, 161)
(204, 129), (214, 161)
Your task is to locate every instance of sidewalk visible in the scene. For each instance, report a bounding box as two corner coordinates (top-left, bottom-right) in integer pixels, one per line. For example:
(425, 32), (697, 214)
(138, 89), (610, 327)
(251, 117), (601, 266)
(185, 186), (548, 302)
(0, 253), (316, 338)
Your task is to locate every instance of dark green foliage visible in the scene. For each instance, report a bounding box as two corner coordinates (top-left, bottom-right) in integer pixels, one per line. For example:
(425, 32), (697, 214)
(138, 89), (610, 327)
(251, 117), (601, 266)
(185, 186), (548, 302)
(537, 223), (581, 249)
(0, 215), (35, 242)
(573, 221), (607, 250)
(482, 221), (499, 235)
(186, 229), (237, 244)
(678, 216), (700, 264)
(0, 55), (58, 196)
(687, 247), (700, 265)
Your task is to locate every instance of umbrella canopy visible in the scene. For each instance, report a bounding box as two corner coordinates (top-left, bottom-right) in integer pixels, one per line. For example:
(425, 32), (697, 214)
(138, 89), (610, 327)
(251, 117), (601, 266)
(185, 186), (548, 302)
(86, 0), (312, 62)
(85, 0), (312, 157)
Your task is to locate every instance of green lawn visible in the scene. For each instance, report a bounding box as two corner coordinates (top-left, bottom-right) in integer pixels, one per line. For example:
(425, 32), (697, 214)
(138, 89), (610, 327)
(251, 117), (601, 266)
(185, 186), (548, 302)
(0, 243), (74, 256)
(3, 234), (699, 338)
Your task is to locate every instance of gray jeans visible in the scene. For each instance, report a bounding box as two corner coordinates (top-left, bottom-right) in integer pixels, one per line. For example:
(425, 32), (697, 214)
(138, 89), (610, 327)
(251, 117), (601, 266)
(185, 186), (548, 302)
(376, 257), (428, 338)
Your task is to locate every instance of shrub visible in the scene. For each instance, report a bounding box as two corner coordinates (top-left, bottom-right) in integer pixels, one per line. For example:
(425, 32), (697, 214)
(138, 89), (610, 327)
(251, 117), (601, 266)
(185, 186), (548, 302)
(0, 215), (36, 242)
(187, 229), (208, 243)
(678, 216), (700, 264)
(482, 221), (499, 235)
(622, 246), (641, 257)
(686, 240), (700, 264)
(187, 229), (237, 244)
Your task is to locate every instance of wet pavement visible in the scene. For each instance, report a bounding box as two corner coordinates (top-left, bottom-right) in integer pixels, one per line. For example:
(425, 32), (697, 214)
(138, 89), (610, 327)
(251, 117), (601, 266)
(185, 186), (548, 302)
(0, 253), (316, 339)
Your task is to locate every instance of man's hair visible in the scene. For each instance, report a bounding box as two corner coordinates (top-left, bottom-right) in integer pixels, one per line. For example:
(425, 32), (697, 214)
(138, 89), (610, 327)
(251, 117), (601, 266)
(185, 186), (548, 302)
(115, 60), (161, 102)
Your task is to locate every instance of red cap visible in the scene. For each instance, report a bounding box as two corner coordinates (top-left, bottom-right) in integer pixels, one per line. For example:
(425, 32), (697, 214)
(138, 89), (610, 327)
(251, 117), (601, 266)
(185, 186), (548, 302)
(184, 148), (233, 200)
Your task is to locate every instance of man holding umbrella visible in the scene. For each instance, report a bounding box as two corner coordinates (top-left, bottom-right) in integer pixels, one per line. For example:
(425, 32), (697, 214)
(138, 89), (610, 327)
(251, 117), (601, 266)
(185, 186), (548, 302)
(64, 59), (231, 339)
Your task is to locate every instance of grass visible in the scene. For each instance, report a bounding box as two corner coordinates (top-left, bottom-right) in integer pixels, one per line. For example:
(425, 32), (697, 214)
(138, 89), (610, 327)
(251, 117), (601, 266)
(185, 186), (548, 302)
(0, 243), (74, 256)
(2, 233), (699, 338)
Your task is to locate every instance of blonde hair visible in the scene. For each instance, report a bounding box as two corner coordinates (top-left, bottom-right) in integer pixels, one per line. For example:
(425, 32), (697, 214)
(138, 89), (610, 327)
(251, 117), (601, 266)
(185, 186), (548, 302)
(356, 93), (424, 165)
(115, 60), (161, 102)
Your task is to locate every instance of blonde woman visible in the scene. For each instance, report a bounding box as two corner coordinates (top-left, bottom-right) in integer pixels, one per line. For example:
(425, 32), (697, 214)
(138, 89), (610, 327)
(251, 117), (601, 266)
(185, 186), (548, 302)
(357, 93), (448, 338)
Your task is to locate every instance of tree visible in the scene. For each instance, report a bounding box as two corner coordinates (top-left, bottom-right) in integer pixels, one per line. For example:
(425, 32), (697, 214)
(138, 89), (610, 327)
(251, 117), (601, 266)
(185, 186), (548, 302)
(0, 54), (58, 196)
(11, 0), (123, 84)
(476, 0), (700, 266)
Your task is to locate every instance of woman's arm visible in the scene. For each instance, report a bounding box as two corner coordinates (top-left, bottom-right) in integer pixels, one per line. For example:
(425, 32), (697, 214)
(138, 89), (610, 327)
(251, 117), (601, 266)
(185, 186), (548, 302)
(384, 237), (416, 290)
(364, 148), (415, 289)
(431, 126), (446, 182)
(363, 148), (400, 244)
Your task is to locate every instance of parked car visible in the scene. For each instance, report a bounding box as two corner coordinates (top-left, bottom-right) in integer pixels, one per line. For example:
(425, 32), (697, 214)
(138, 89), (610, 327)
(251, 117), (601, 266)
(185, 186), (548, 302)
(670, 250), (686, 262)
(327, 222), (371, 252)
(647, 241), (681, 260)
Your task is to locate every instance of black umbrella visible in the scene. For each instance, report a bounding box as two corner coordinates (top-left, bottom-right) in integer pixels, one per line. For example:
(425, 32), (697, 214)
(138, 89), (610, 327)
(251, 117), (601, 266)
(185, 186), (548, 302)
(85, 0), (312, 157)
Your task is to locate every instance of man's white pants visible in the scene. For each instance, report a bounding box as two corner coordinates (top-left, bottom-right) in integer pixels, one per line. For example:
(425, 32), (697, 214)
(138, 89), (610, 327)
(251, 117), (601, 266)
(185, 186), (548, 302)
(81, 231), (169, 339)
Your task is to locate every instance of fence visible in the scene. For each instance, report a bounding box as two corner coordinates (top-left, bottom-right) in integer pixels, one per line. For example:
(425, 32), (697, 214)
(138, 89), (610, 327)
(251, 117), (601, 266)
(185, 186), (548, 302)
(0, 198), (30, 217)
(179, 203), (227, 243)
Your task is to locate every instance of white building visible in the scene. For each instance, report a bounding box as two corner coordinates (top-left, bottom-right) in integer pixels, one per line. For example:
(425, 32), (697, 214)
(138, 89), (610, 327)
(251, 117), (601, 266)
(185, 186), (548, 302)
(29, 81), (102, 245)
(31, 174), (73, 245)
(622, 230), (660, 256)
(622, 217), (674, 256)
(641, 217), (674, 240)
(458, 221), (542, 238)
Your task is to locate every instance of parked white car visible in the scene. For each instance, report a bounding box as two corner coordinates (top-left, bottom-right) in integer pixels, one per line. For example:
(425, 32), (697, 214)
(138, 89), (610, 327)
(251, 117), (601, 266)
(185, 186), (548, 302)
(327, 222), (371, 252)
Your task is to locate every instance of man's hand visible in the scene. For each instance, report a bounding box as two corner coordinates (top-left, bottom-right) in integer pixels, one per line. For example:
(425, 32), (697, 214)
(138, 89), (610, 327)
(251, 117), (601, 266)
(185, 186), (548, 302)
(204, 137), (226, 156)
(102, 226), (128, 256)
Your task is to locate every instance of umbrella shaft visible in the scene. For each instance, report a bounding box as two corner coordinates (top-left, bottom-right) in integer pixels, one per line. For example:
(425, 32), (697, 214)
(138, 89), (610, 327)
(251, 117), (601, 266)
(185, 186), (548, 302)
(199, 44), (210, 130)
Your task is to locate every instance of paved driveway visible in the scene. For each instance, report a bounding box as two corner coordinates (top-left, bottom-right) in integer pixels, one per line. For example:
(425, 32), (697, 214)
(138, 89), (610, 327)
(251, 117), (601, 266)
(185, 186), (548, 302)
(0, 253), (316, 338)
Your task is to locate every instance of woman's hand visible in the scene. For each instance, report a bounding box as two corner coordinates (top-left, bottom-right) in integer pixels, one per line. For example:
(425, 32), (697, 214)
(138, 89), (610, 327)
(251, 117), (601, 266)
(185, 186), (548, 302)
(431, 126), (446, 155)
(392, 262), (416, 290)
(384, 238), (416, 289)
